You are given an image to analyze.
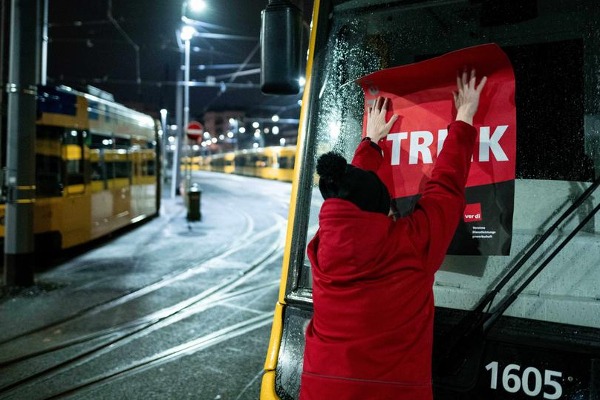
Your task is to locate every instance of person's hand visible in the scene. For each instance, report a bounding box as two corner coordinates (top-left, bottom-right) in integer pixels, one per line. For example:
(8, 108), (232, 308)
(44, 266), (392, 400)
(454, 69), (487, 126)
(366, 96), (398, 142)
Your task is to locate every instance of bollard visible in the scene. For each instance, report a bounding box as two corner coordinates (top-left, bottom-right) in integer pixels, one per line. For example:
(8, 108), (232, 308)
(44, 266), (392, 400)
(187, 184), (202, 221)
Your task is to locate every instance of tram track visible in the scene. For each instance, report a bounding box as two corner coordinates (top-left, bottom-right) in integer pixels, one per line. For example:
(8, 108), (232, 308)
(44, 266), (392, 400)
(0, 214), (285, 358)
(0, 278), (279, 399)
(45, 312), (274, 399)
(0, 210), (280, 348)
(0, 215), (287, 399)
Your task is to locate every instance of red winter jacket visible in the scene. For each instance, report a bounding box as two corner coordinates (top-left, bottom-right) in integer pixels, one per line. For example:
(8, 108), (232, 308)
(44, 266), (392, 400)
(300, 121), (477, 400)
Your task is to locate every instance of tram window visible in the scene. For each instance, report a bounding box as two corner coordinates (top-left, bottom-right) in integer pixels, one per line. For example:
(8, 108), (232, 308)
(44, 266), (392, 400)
(62, 129), (85, 186)
(132, 138), (154, 150)
(257, 155), (268, 167)
(144, 160), (156, 176)
(280, 156), (293, 169)
(36, 126), (61, 139)
(90, 134), (113, 149)
(63, 129), (80, 145)
(66, 160), (81, 175)
(114, 161), (131, 179)
(105, 163), (115, 179)
(292, 0), (600, 329)
(235, 155), (246, 167)
(114, 137), (131, 149)
(91, 162), (104, 181)
(65, 160), (84, 185)
(36, 154), (62, 197)
(36, 126), (63, 196)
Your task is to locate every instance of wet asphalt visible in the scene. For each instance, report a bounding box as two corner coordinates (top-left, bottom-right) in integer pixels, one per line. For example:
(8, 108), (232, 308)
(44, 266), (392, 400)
(0, 171), (292, 400)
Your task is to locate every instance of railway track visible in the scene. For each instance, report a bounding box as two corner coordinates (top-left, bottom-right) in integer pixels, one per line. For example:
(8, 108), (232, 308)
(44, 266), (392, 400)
(0, 244), (284, 399)
(0, 173), (292, 399)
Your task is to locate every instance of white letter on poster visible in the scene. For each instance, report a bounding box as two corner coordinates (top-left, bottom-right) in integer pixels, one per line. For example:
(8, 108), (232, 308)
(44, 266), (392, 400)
(387, 132), (408, 165)
(409, 131), (434, 164)
(480, 125), (509, 162)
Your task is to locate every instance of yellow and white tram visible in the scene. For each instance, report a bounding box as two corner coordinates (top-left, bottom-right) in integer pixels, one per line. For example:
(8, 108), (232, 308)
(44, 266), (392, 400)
(0, 85), (160, 252)
(195, 146), (296, 182)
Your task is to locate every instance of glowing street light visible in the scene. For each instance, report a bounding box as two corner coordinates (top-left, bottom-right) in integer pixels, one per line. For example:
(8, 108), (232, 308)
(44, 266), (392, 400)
(180, 25), (195, 41)
(189, 0), (206, 12)
(183, 0), (207, 24)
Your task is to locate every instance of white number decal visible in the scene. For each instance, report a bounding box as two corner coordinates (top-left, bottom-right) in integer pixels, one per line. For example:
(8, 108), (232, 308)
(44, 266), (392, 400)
(486, 361), (499, 389)
(522, 366), (542, 396)
(503, 363), (521, 393)
(485, 361), (563, 399)
(544, 370), (563, 400)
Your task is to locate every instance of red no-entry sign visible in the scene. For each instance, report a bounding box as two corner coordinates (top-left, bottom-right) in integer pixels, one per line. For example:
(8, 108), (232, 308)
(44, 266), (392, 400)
(186, 121), (203, 140)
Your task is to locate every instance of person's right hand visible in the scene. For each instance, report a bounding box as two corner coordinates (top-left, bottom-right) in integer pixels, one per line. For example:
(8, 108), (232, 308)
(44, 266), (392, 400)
(454, 69), (487, 125)
(366, 96), (398, 142)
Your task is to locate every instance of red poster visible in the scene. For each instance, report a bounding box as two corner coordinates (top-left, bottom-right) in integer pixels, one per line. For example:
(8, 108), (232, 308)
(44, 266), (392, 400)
(357, 44), (516, 255)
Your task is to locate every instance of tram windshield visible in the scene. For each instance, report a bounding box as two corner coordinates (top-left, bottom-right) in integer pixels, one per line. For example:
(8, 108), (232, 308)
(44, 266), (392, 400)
(293, 0), (600, 329)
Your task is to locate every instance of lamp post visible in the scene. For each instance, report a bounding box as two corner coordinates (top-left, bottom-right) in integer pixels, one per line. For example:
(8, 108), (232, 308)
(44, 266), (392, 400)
(178, 0), (204, 197)
(159, 108), (168, 197)
(181, 26), (193, 194)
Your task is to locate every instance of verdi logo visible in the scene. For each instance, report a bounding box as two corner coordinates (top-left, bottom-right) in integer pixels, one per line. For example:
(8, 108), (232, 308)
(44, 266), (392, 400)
(464, 203), (483, 222)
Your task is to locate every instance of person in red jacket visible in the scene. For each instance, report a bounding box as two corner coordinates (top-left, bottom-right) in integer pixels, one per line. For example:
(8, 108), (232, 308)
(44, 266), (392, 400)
(299, 69), (487, 400)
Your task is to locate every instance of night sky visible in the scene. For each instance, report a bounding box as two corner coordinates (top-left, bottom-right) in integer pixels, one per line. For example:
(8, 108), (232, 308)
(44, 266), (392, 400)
(46, 0), (308, 123)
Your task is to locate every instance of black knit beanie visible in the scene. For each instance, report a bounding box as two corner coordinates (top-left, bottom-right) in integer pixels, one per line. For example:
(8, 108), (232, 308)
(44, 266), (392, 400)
(316, 152), (391, 215)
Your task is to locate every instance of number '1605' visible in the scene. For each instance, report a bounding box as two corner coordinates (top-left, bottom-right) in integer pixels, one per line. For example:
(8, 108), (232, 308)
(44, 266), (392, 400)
(485, 361), (563, 399)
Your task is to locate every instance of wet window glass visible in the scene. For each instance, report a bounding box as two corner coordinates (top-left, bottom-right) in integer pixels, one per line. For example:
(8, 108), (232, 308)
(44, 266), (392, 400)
(294, 0), (600, 328)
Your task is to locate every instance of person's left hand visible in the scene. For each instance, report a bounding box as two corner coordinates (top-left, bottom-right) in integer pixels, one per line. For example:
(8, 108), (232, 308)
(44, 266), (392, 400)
(366, 96), (398, 142)
(454, 69), (487, 125)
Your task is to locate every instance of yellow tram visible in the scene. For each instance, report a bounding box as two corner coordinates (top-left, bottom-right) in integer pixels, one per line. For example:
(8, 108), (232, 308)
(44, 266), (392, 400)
(261, 0), (600, 399)
(0, 85), (160, 252)
(196, 146), (296, 182)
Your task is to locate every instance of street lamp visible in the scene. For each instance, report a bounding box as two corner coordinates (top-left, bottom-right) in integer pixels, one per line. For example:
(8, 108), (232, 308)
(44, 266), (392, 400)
(178, 0), (206, 196)
(182, 0), (207, 25)
(159, 108), (170, 197)
(180, 24), (195, 195)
